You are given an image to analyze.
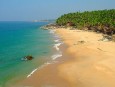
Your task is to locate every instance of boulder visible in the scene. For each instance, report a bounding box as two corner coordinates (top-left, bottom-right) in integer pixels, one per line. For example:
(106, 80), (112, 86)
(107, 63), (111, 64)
(112, 35), (115, 42)
(99, 34), (112, 42)
(21, 55), (33, 61)
(26, 55), (33, 60)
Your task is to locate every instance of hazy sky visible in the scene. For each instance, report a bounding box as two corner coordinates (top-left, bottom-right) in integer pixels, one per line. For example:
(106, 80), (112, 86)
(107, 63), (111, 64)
(0, 0), (115, 21)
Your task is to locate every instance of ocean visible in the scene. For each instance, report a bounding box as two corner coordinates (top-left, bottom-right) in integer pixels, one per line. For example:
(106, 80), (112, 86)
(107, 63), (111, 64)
(0, 21), (62, 87)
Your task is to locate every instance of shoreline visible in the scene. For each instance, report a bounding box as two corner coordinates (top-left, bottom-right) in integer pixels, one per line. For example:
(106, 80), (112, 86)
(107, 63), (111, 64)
(14, 37), (71, 87)
(16, 27), (115, 87)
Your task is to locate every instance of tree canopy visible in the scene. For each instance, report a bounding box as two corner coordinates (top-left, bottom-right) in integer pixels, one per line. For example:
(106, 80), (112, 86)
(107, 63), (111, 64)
(56, 9), (115, 34)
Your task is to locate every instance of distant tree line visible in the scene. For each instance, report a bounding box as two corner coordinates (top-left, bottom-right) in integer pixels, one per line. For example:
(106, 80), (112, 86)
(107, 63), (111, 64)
(56, 9), (115, 35)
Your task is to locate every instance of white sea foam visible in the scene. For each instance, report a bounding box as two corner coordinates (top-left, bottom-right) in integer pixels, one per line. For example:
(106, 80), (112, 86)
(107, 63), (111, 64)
(54, 43), (62, 51)
(27, 59), (61, 78)
(27, 29), (63, 78)
(44, 62), (51, 65)
(27, 53), (62, 78)
(27, 68), (38, 78)
(27, 62), (51, 78)
(36, 62), (51, 70)
(49, 30), (56, 34)
(51, 53), (62, 60)
(54, 39), (59, 42)
(54, 35), (60, 39)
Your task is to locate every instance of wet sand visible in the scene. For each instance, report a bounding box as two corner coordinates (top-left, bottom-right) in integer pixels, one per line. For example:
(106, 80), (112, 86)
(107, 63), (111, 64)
(16, 28), (115, 87)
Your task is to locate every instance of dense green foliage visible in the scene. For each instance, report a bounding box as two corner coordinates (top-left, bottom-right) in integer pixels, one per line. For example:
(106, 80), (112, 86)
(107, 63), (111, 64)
(56, 9), (115, 34)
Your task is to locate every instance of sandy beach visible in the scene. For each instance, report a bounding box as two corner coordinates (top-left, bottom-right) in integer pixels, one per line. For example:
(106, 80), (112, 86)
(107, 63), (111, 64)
(17, 28), (115, 87)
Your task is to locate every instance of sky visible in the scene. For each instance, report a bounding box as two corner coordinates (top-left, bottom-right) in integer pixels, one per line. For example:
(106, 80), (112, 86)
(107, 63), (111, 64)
(0, 0), (115, 21)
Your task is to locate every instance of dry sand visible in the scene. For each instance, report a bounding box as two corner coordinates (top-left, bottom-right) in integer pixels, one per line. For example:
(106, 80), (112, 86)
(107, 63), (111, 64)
(17, 28), (115, 87)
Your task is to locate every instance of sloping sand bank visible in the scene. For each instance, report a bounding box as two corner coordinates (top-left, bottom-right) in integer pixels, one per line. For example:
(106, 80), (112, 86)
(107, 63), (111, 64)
(17, 28), (115, 87)
(56, 28), (115, 87)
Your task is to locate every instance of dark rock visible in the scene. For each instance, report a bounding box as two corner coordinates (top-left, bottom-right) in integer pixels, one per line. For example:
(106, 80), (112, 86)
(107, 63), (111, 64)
(78, 41), (85, 44)
(21, 55), (33, 61)
(103, 27), (113, 35)
(75, 41), (85, 45)
(26, 55), (33, 60)
(112, 35), (115, 42)
(99, 34), (112, 42)
(41, 23), (60, 30)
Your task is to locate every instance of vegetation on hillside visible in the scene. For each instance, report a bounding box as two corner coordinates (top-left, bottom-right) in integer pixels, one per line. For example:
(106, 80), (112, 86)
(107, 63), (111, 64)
(56, 9), (115, 35)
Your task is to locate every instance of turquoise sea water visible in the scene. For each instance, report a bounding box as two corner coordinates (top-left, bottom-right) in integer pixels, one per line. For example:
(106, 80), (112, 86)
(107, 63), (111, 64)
(0, 21), (55, 87)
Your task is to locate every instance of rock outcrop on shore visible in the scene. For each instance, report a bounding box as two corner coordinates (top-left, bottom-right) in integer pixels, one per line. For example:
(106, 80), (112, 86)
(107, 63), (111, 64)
(41, 23), (68, 30)
(41, 23), (58, 29)
(42, 23), (115, 42)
